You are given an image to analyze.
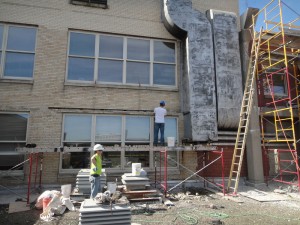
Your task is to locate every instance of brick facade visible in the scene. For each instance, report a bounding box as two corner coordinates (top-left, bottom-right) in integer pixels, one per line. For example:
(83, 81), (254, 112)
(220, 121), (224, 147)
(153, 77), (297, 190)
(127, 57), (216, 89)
(0, 0), (239, 185)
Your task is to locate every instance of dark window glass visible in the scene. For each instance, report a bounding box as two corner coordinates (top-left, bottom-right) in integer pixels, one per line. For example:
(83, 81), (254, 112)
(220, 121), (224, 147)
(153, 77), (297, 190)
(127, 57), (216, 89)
(0, 25), (2, 66)
(126, 62), (150, 84)
(0, 113), (27, 171)
(62, 152), (90, 169)
(0, 144), (25, 170)
(95, 116), (122, 142)
(69, 32), (95, 57)
(7, 26), (36, 52)
(0, 25), (3, 50)
(154, 41), (175, 63)
(103, 152), (121, 168)
(125, 151), (149, 168)
(98, 59), (123, 83)
(153, 63), (175, 85)
(63, 115), (92, 142)
(4, 52), (34, 78)
(125, 116), (150, 141)
(165, 118), (177, 143)
(263, 74), (286, 95)
(0, 114), (28, 141)
(99, 35), (123, 59)
(127, 38), (150, 61)
(68, 57), (94, 81)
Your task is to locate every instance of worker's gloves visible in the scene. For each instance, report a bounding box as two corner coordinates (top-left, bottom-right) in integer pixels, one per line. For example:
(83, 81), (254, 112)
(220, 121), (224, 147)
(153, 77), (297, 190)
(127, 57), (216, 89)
(93, 167), (97, 172)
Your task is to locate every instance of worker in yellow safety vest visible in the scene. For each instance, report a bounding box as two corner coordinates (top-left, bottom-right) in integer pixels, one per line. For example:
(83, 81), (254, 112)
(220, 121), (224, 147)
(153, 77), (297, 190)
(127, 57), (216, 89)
(89, 144), (104, 199)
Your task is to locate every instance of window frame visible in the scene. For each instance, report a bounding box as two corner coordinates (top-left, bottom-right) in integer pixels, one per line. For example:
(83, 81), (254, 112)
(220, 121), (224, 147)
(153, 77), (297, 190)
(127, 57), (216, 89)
(0, 112), (29, 174)
(60, 113), (179, 173)
(0, 24), (37, 80)
(262, 72), (288, 97)
(66, 31), (177, 87)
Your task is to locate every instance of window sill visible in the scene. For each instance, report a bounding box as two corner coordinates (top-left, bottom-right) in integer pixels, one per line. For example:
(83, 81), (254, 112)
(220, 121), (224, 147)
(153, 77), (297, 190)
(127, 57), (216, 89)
(264, 93), (288, 98)
(64, 82), (178, 92)
(0, 79), (34, 85)
(58, 167), (180, 176)
(0, 170), (24, 177)
(71, 0), (108, 9)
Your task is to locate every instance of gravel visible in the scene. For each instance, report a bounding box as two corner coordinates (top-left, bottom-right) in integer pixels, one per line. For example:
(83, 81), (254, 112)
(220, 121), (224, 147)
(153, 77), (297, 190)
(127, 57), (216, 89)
(1, 184), (300, 225)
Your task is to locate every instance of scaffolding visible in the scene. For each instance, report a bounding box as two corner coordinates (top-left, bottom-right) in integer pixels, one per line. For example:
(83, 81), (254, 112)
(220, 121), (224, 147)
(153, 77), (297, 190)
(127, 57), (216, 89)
(157, 147), (225, 196)
(252, 0), (300, 189)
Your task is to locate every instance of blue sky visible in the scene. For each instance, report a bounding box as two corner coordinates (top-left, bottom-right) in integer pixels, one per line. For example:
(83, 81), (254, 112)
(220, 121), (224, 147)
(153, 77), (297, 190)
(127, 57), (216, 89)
(239, 0), (300, 28)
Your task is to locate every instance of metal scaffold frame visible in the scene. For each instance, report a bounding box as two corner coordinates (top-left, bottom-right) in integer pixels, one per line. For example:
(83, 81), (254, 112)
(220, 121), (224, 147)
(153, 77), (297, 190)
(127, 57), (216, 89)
(0, 151), (43, 205)
(157, 147), (225, 197)
(253, 0), (300, 190)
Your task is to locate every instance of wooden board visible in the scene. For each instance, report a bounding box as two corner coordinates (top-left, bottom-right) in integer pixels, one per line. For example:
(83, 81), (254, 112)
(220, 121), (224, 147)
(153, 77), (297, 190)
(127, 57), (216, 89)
(239, 190), (290, 202)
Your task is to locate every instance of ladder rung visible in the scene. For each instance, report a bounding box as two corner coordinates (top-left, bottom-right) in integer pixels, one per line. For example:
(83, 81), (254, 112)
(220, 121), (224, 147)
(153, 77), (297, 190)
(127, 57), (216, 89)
(280, 170), (298, 175)
(277, 128), (293, 132)
(279, 159), (294, 163)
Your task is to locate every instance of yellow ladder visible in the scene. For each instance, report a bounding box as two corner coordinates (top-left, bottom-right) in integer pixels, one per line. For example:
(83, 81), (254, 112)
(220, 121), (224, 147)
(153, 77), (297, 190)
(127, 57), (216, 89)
(227, 30), (262, 194)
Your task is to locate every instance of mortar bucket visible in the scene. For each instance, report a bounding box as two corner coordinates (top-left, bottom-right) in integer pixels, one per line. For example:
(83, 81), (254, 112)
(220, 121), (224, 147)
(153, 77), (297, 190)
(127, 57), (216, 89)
(132, 163), (141, 176)
(167, 137), (175, 147)
(107, 182), (117, 194)
(61, 184), (72, 198)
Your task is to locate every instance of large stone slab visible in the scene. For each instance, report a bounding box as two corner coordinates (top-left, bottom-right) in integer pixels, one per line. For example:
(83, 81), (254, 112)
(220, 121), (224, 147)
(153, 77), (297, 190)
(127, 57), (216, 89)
(162, 0), (217, 141)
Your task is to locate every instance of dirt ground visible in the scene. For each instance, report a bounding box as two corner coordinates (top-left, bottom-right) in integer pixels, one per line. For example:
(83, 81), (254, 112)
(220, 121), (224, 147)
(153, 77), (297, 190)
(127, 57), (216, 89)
(1, 182), (300, 225)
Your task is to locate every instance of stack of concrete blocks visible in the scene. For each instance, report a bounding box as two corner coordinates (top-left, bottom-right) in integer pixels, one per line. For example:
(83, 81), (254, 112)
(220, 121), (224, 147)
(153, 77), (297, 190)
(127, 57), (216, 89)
(76, 169), (106, 194)
(121, 173), (150, 191)
(79, 199), (131, 225)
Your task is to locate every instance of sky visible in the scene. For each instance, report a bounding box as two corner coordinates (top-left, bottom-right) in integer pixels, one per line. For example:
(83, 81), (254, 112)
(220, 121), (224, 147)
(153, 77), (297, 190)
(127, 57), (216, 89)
(239, 0), (300, 29)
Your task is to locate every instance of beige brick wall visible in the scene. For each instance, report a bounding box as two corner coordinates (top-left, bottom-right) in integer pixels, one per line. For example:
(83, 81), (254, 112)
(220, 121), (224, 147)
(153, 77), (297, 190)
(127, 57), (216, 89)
(193, 0), (239, 16)
(0, 0), (238, 184)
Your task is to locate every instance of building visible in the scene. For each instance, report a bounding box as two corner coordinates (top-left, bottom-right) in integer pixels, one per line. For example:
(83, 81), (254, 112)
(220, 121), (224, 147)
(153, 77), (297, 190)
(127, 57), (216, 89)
(0, 0), (246, 187)
(239, 2), (300, 190)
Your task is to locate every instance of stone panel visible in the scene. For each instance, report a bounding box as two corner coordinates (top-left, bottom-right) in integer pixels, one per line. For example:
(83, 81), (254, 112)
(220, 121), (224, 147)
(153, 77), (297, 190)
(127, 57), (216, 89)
(209, 10), (243, 129)
(162, 0), (217, 141)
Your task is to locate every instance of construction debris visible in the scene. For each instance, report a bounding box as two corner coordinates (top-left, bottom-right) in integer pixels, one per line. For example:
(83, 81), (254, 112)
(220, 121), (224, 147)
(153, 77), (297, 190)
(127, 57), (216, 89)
(35, 185), (76, 222)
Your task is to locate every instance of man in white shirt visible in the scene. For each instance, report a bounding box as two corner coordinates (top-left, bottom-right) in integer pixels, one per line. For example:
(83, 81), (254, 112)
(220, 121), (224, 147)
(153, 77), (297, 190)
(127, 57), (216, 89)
(154, 101), (167, 146)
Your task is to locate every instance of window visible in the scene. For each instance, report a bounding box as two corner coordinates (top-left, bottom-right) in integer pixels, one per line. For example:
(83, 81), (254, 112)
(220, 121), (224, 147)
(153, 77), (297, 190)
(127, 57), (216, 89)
(0, 113), (28, 170)
(125, 151), (149, 168)
(164, 118), (178, 142)
(67, 32), (176, 87)
(102, 152), (121, 168)
(95, 116), (122, 143)
(63, 115), (92, 146)
(61, 114), (178, 171)
(0, 24), (37, 79)
(125, 116), (150, 143)
(68, 33), (95, 81)
(153, 41), (176, 85)
(263, 73), (287, 96)
(0, 25), (2, 67)
(62, 152), (90, 169)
